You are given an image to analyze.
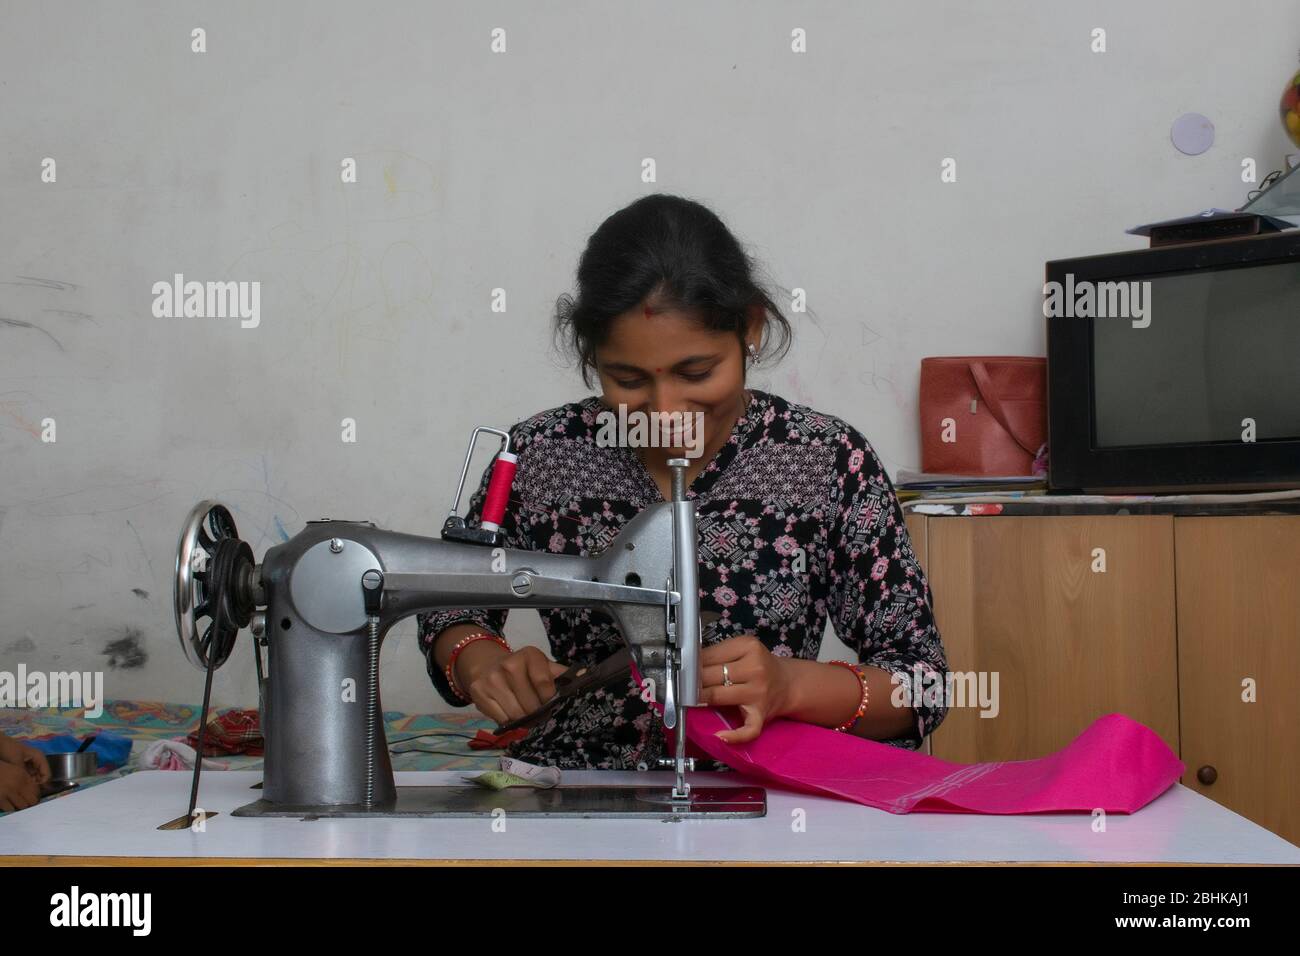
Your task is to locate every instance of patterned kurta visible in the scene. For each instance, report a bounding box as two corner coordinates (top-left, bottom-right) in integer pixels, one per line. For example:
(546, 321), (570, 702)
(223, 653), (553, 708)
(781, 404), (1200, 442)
(417, 388), (949, 770)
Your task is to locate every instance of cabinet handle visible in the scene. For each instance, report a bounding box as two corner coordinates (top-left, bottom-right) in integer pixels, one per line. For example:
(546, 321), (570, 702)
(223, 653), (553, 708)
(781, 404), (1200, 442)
(1196, 765), (1217, 786)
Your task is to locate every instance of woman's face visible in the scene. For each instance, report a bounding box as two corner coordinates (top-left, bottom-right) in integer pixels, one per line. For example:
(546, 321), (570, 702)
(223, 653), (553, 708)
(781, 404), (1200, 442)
(594, 306), (752, 461)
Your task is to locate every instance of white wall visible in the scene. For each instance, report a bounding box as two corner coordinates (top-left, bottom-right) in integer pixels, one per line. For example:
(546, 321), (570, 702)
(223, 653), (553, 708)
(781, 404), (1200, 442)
(3, 0), (1298, 713)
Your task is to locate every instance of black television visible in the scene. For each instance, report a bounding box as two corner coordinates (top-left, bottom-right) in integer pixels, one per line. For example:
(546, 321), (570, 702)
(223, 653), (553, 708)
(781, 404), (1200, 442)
(1046, 231), (1300, 493)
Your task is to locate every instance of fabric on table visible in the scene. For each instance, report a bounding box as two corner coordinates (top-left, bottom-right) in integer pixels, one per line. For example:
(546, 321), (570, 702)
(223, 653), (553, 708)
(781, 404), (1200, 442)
(661, 702), (1184, 815)
(140, 739), (231, 771)
(469, 727), (530, 750)
(186, 708), (264, 756)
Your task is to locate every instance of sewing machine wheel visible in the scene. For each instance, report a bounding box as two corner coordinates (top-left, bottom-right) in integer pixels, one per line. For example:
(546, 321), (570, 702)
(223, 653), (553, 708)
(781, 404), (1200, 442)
(173, 500), (256, 671)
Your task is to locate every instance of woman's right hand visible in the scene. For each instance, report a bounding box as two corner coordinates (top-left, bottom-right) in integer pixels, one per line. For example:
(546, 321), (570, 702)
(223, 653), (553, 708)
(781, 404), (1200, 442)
(456, 643), (569, 727)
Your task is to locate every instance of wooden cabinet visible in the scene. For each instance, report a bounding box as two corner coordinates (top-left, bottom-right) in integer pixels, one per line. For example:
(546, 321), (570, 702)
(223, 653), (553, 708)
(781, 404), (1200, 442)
(906, 512), (1299, 846)
(1174, 518), (1300, 849)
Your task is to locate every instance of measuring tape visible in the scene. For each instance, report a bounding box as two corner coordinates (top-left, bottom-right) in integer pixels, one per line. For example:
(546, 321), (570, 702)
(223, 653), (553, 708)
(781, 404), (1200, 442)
(499, 756), (561, 788)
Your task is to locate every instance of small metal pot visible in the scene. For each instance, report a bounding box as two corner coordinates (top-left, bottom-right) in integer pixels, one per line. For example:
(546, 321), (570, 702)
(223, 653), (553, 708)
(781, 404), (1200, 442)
(46, 751), (98, 782)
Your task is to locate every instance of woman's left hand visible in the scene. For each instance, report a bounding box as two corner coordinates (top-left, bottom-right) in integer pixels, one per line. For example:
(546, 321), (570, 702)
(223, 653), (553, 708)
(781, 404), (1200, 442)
(698, 635), (795, 744)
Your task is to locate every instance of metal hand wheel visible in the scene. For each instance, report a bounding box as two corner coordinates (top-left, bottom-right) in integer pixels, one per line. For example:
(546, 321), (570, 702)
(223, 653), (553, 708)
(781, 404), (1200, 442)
(173, 500), (256, 671)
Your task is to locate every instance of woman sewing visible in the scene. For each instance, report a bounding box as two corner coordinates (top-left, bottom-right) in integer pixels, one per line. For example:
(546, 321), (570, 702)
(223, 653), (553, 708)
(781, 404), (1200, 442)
(419, 193), (949, 770)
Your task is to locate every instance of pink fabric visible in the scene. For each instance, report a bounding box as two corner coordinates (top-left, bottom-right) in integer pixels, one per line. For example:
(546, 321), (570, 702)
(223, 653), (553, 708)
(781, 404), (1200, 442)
(655, 702), (1184, 814)
(139, 738), (231, 772)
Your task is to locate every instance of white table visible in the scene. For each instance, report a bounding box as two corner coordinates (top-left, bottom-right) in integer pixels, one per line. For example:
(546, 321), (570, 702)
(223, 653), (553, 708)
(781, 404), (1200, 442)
(1, 770), (1296, 864)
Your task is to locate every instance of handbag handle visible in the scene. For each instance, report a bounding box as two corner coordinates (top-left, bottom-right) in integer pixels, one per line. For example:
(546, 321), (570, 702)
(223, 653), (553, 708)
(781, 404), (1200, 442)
(968, 361), (1040, 458)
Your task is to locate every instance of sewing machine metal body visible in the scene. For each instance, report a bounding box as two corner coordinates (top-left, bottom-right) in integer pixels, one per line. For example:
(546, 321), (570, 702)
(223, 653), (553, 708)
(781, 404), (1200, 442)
(174, 440), (765, 820)
(258, 502), (690, 809)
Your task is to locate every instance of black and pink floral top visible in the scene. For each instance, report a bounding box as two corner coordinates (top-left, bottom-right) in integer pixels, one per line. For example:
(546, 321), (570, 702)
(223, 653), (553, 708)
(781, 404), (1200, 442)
(417, 388), (948, 770)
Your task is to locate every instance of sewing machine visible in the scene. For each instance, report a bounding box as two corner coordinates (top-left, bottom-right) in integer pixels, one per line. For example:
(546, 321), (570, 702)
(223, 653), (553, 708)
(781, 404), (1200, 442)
(171, 426), (765, 820)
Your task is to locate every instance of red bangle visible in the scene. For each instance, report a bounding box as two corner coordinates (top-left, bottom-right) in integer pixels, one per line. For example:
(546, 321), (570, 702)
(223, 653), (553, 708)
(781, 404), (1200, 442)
(828, 661), (870, 732)
(445, 631), (511, 703)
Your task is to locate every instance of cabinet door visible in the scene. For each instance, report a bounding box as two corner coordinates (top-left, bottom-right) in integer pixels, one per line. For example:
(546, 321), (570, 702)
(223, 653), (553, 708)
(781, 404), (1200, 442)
(926, 516), (1179, 763)
(1176, 517), (1300, 847)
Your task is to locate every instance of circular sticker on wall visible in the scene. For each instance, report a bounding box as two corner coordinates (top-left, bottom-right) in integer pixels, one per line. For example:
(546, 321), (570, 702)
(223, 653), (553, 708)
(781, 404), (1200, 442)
(1171, 113), (1215, 155)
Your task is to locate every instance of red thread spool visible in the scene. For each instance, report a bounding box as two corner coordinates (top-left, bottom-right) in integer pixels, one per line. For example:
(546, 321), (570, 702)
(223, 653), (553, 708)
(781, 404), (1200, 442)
(480, 452), (517, 533)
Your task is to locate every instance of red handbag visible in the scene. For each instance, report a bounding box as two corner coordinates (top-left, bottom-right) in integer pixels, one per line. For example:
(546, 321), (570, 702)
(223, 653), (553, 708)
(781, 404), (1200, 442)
(919, 356), (1046, 476)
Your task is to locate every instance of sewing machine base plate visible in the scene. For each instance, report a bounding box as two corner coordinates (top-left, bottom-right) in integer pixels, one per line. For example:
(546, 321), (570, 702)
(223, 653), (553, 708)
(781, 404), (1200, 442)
(231, 785), (766, 819)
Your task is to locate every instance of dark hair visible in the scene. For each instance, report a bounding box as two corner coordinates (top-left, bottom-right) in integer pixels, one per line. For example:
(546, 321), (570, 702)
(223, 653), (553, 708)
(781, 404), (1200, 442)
(554, 193), (793, 388)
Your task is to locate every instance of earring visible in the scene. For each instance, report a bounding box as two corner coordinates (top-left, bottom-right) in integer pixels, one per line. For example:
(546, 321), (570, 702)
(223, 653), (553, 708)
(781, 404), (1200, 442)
(747, 342), (760, 364)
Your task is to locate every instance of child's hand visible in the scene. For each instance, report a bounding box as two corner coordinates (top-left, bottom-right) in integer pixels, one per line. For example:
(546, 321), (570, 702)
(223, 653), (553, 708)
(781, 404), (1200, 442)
(19, 743), (51, 785)
(0, 761), (41, 812)
(0, 735), (51, 785)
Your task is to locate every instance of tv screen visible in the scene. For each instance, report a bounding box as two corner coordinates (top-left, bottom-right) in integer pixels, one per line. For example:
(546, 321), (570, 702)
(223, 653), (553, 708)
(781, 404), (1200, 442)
(1047, 231), (1300, 492)
(1091, 261), (1300, 448)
